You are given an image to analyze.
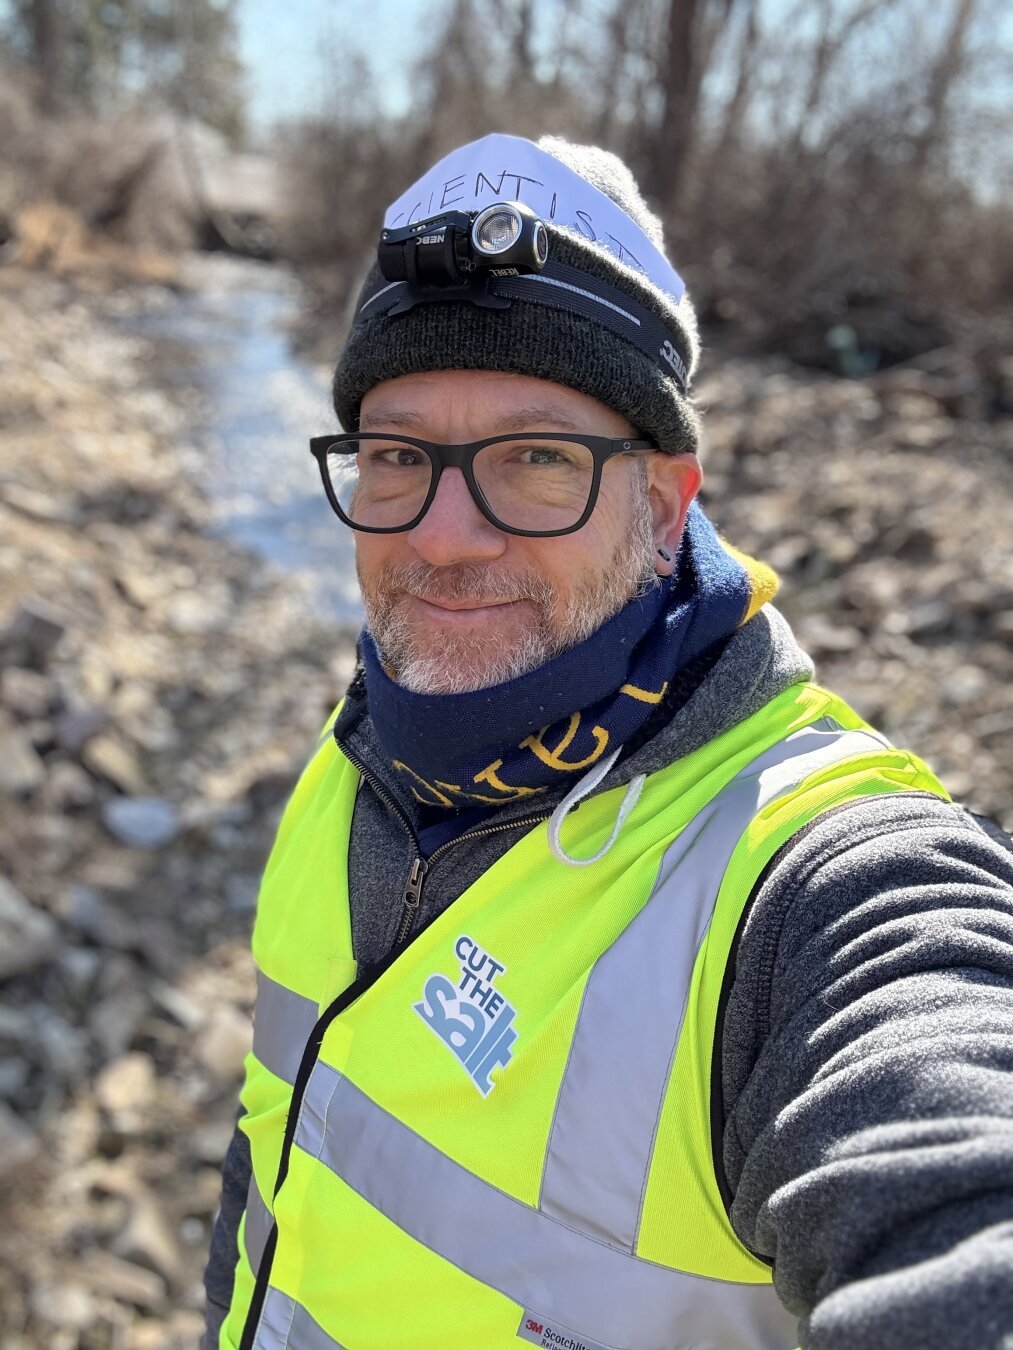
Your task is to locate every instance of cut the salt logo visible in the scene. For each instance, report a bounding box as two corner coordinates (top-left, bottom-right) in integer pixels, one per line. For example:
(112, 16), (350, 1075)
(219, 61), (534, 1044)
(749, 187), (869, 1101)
(414, 936), (517, 1095)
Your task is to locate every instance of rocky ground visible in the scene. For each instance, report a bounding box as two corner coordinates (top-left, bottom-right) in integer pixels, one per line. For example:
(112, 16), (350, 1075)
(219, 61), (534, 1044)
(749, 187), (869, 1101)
(0, 260), (1009, 1348)
(697, 332), (1013, 826)
(0, 264), (355, 1347)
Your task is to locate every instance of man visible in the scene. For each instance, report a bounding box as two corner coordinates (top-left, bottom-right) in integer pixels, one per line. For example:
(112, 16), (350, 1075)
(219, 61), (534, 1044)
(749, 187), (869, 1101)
(204, 135), (1013, 1349)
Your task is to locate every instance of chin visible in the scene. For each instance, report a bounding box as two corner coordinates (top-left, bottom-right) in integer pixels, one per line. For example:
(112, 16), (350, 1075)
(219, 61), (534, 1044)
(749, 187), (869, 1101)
(393, 627), (554, 694)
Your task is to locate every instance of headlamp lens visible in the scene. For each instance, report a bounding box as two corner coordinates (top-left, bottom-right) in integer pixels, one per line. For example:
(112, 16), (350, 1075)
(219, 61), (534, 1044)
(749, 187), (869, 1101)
(473, 205), (522, 255)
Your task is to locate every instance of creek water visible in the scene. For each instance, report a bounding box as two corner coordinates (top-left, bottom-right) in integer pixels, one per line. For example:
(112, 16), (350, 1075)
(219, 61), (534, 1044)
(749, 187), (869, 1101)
(119, 254), (363, 625)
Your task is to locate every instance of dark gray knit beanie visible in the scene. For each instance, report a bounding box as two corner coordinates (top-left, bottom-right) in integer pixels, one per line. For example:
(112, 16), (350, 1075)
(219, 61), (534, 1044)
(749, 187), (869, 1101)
(332, 135), (701, 456)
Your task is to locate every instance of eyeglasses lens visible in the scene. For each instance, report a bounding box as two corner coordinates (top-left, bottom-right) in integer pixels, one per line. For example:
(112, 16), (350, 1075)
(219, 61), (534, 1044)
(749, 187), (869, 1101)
(326, 438), (596, 533)
(328, 440), (432, 530)
(472, 439), (595, 532)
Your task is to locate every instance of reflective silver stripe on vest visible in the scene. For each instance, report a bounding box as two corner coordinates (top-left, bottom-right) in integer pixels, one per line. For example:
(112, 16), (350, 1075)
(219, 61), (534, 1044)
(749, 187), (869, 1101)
(294, 1062), (797, 1350)
(538, 720), (888, 1252)
(253, 1286), (344, 1349)
(253, 970), (320, 1086)
(244, 1174), (273, 1275)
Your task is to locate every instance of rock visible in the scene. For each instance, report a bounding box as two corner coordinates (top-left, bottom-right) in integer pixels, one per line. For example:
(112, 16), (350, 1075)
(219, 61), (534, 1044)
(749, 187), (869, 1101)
(0, 714), (46, 796)
(29, 1280), (96, 1331)
(957, 581), (1013, 616)
(21, 716), (55, 751)
(164, 590), (227, 636)
(95, 1051), (156, 1131)
(0, 1004), (33, 1041)
(37, 1011), (88, 1083)
(0, 1099), (39, 1176)
(183, 1165), (225, 1217)
(88, 953), (151, 1059)
(65, 884), (134, 948)
(941, 664), (987, 706)
(116, 566), (168, 610)
(80, 1249), (166, 1311)
(41, 759), (98, 811)
(0, 482), (81, 525)
(798, 617), (863, 656)
(151, 981), (205, 1031)
(54, 704), (107, 754)
(225, 873), (259, 914)
(58, 945), (102, 996)
(0, 876), (59, 980)
(906, 600), (955, 638)
(111, 1188), (183, 1287)
(189, 1119), (236, 1166)
(101, 795), (181, 849)
(0, 599), (65, 669)
(0, 1055), (29, 1098)
(81, 734), (146, 793)
(197, 1004), (252, 1083)
(90, 987), (149, 1061)
(0, 666), (55, 719)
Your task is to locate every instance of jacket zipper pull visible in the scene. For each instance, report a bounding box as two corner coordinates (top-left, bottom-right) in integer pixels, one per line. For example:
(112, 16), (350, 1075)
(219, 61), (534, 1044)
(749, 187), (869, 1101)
(396, 857), (427, 944)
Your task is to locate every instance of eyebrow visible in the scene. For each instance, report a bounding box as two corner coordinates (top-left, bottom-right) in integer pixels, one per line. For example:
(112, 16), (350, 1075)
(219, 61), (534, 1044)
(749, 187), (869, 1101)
(358, 405), (587, 434)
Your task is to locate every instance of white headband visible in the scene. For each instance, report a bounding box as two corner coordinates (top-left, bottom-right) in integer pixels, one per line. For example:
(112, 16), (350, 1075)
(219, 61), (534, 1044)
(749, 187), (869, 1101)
(383, 133), (685, 303)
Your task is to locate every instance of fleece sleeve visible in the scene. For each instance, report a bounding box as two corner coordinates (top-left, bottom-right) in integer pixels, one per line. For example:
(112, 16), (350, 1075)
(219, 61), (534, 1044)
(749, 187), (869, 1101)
(202, 1116), (252, 1348)
(721, 794), (1013, 1350)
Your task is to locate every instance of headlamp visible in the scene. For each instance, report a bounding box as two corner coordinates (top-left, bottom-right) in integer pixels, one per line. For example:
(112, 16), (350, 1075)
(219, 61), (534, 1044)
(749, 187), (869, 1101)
(378, 200), (548, 288)
(361, 200), (690, 394)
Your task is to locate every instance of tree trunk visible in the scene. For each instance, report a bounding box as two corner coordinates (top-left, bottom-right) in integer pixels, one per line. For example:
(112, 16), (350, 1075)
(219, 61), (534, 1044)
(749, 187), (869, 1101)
(26, 0), (63, 114)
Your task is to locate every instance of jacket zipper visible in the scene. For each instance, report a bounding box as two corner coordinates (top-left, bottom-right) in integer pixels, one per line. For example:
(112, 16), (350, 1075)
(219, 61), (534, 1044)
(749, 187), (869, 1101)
(340, 738), (549, 948)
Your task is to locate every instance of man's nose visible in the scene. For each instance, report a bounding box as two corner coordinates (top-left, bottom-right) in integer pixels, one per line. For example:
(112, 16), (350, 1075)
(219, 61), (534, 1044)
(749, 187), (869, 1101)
(406, 467), (507, 565)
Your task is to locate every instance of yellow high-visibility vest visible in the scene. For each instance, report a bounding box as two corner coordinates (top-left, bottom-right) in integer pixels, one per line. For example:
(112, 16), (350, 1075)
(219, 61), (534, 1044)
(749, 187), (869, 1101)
(221, 682), (947, 1350)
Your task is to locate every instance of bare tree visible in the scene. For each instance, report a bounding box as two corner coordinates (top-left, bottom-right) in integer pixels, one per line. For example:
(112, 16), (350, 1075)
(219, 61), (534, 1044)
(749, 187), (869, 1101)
(709, 0), (762, 165)
(910, 0), (979, 174)
(643, 0), (742, 215)
(20, 0), (64, 113)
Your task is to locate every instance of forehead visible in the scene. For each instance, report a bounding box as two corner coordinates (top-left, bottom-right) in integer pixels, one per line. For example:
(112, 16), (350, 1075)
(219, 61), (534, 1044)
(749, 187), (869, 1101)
(358, 370), (635, 437)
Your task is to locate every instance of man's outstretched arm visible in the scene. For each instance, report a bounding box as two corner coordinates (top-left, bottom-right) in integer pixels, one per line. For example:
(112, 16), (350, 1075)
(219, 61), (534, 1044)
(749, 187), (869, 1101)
(723, 795), (1013, 1349)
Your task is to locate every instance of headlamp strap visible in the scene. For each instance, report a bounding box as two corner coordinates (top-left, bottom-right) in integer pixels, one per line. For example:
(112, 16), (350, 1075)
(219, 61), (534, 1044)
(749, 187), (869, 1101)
(355, 260), (689, 394)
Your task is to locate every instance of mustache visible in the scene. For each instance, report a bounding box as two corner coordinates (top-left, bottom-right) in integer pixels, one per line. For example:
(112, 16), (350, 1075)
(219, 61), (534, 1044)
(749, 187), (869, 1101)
(372, 562), (554, 606)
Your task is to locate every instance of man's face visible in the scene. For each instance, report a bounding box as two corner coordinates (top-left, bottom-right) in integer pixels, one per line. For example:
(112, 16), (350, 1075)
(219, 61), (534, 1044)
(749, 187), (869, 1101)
(354, 370), (700, 694)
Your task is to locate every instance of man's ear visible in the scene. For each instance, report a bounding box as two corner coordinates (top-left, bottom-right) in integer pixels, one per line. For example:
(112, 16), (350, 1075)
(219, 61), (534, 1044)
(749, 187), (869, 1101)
(648, 454), (702, 576)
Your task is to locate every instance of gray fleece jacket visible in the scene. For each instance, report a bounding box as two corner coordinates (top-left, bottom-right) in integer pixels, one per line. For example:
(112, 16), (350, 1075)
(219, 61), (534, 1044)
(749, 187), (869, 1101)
(203, 607), (1013, 1348)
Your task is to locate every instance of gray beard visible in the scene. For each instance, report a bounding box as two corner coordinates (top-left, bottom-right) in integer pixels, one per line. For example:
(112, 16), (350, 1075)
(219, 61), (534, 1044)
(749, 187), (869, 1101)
(360, 484), (659, 694)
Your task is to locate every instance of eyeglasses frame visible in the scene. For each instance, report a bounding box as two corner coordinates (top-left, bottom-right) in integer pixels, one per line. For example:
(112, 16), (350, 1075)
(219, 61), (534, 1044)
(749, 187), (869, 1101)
(308, 432), (659, 538)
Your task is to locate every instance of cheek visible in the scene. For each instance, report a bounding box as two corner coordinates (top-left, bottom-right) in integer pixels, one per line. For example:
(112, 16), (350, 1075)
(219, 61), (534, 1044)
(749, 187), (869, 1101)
(354, 535), (402, 584)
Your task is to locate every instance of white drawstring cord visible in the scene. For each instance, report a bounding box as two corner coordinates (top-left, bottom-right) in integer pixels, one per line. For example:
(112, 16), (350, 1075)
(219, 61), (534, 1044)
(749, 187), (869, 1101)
(547, 747), (647, 867)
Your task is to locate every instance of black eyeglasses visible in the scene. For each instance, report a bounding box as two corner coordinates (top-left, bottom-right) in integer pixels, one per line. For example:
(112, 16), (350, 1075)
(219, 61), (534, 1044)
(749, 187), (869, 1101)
(308, 433), (657, 538)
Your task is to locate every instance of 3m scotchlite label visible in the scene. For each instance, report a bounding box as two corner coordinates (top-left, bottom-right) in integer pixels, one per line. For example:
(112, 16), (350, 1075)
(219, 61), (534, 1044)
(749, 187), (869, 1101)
(517, 1310), (611, 1350)
(244, 1176), (273, 1275)
(538, 721), (888, 1253)
(252, 970), (319, 1086)
(252, 1286), (344, 1350)
(293, 1064), (797, 1350)
(383, 133), (686, 302)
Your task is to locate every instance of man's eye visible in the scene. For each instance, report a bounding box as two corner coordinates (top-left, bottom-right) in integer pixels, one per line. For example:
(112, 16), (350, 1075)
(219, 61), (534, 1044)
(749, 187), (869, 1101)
(517, 445), (568, 465)
(365, 447), (424, 467)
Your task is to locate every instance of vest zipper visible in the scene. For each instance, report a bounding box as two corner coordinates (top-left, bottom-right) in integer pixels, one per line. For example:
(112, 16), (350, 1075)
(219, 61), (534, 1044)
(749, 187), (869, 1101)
(239, 743), (551, 1344)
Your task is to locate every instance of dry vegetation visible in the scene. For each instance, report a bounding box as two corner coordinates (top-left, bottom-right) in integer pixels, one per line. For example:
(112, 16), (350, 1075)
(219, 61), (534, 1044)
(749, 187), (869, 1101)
(278, 0), (1012, 371)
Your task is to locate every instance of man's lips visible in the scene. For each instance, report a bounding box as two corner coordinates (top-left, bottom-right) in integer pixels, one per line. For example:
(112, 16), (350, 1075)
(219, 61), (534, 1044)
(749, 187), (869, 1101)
(407, 595), (527, 621)
(414, 596), (520, 612)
